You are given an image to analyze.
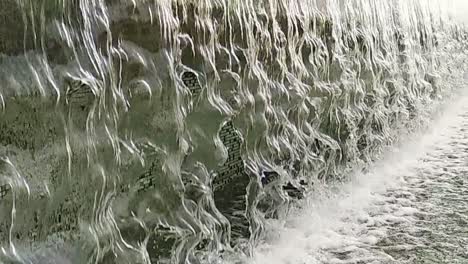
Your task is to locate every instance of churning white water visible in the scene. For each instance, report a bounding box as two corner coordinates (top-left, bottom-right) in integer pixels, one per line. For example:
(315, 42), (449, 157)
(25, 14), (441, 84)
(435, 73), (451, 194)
(1, 0), (468, 263)
(253, 84), (468, 263)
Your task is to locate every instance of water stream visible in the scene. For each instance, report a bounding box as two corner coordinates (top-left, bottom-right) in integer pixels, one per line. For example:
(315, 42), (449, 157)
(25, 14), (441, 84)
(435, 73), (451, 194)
(0, 0), (467, 263)
(253, 87), (468, 264)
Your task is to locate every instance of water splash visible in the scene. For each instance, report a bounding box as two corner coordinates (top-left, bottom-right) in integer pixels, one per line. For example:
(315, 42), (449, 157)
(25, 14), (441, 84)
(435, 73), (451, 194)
(0, 0), (467, 263)
(252, 82), (468, 264)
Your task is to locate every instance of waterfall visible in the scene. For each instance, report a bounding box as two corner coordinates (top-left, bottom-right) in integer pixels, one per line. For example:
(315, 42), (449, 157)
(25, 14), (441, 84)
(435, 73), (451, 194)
(0, 0), (467, 263)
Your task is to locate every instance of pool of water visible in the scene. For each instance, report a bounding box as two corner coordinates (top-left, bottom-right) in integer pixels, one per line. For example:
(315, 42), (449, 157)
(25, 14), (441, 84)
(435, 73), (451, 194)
(252, 92), (468, 264)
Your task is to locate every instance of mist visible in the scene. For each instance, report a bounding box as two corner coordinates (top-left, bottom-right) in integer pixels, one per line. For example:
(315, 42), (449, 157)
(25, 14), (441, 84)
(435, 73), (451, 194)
(446, 0), (468, 24)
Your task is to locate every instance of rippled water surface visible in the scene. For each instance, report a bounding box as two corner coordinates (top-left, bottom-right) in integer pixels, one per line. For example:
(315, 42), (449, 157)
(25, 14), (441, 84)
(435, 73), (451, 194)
(0, 0), (468, 263)
(254, 91), (468, 264)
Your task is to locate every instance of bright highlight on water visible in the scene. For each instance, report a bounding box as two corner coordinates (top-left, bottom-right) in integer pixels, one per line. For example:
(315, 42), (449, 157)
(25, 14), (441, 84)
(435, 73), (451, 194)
(0, 0), (467, 263)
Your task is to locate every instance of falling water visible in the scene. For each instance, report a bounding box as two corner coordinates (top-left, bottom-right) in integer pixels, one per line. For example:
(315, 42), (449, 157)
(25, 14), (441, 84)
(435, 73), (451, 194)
(0, 0), (467, 263)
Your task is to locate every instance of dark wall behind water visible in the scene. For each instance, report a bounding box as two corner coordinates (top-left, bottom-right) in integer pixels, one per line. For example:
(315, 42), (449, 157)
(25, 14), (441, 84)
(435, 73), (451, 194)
(0, 1), (468, 263)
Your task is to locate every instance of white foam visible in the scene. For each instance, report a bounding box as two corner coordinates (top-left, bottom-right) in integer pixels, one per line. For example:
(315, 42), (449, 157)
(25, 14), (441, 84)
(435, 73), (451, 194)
(251, 88), (468, 264)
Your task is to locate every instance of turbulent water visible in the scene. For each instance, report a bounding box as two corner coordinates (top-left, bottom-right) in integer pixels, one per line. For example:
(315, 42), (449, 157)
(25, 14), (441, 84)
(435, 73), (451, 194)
(0, 0), (467, 263)
(254, 87), (468, 264)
